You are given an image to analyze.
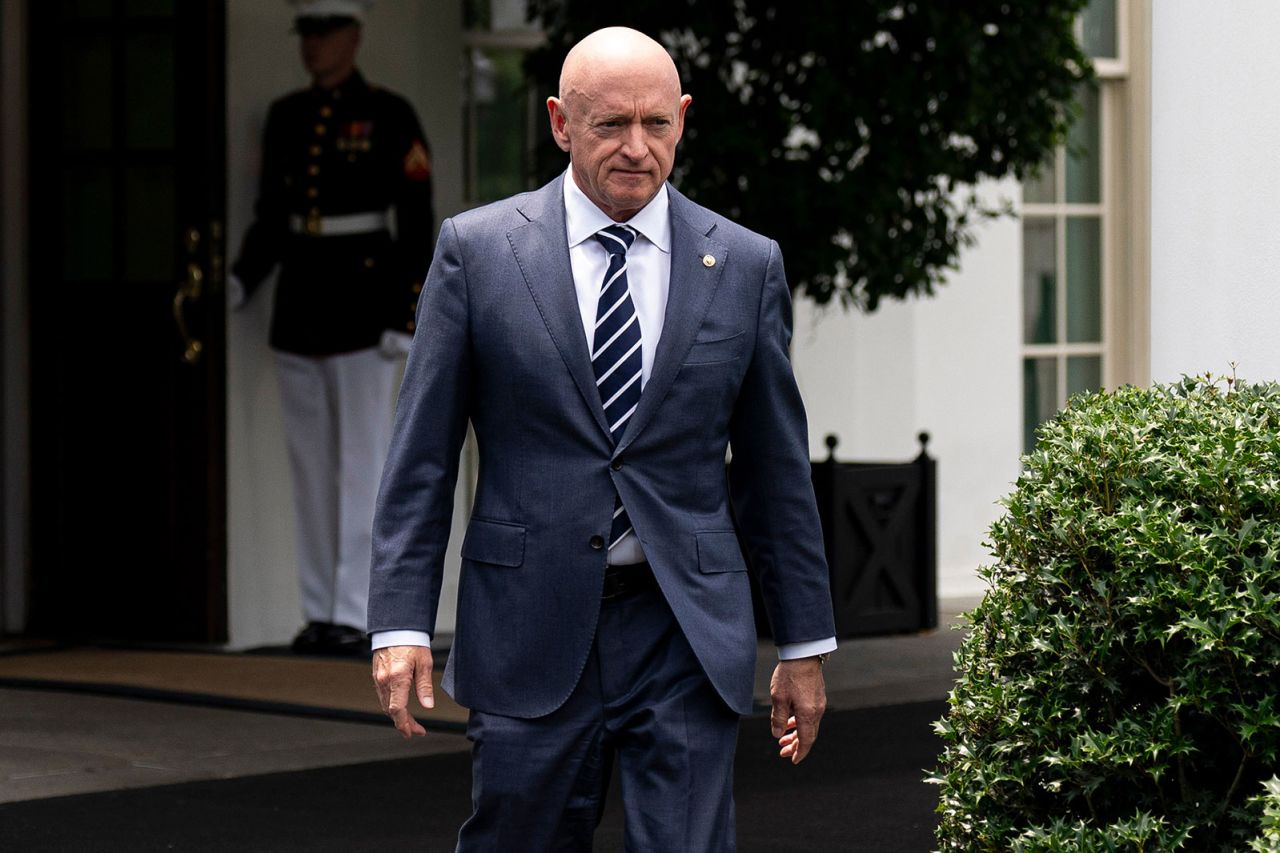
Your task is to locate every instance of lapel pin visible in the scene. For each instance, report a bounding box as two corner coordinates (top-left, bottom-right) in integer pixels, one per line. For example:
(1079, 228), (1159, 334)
(702, 254), (716, 268)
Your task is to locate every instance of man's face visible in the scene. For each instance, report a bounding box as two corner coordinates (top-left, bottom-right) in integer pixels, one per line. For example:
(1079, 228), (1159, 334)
(299, 22), (360, 80)
(548, 67), (692, 222)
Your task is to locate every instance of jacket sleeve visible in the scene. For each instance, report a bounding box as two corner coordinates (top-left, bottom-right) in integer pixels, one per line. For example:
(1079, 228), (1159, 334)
(390, 99), (435, 333)
(230, 103), (289, 299)
(368, 217), (470, 635)
(727, 239), (836, 645)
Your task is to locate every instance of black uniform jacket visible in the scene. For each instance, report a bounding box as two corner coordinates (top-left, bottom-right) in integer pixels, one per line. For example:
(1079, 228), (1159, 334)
(233, 70), (434, 356)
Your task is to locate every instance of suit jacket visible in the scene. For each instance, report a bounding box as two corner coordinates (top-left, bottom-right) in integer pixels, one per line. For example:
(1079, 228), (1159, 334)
(369, 175), (834, 718)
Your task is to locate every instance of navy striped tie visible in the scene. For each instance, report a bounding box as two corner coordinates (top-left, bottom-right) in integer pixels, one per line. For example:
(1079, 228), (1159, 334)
(592, 224), (641, 549)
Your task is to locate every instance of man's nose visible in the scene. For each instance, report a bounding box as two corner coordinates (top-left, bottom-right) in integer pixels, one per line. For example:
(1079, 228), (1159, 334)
(619, 124), (647, 160)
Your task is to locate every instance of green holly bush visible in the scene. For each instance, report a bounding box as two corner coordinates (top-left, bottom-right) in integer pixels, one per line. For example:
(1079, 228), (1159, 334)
(932, 376), (1280, 850)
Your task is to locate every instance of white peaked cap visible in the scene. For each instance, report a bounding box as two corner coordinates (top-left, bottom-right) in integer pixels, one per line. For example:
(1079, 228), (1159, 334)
(290, 0), (373, 21)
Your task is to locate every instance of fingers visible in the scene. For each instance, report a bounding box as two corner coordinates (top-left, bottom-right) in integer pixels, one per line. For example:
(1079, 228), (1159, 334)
(415, 658), (435, 710)
(769, 659), (828, 764)
(777, 715), (798, 759)
(790, 709), (821, 764)
(371, 646), (432, 739)
(770, 700), (790, 739)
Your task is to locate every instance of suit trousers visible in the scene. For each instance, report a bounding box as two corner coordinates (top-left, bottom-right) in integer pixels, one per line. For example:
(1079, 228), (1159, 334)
(275, 347), (396, 630)
(456, 584), (740, 852)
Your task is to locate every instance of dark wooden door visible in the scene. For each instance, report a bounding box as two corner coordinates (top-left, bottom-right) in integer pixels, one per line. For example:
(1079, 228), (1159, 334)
(27, 0), (227, 642)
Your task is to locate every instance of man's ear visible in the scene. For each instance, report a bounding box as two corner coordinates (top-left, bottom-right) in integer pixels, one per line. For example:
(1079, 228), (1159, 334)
(547, 97), (572, 153)
(675, 94), (692, 142)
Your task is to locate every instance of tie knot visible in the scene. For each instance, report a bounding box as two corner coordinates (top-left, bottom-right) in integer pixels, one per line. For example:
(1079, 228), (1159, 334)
(595, 224), (637, 256)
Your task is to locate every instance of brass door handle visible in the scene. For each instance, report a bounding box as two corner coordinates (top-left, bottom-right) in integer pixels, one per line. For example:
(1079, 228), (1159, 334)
(173, 261), (205, 364)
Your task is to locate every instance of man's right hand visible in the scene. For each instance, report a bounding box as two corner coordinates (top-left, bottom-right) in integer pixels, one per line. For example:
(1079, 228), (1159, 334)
(372, 645), (435, 739)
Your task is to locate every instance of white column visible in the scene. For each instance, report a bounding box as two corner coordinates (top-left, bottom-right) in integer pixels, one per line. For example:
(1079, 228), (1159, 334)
(1149, 2), (1280, 383)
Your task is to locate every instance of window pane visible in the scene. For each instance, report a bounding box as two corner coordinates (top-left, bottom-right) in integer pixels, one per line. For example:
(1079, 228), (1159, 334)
(1023, 218), (1057, 344)
(465, 0), (534, 30)
(125, 165), (175, 282)
(1067, 356), (1102, 399)
(463, 0), (491, 29)
(468, 47), (530, 203)
(1082, 0), (1118, 60)
(126, 32), (176, 149)
(60, 34), (113, 150)
(1022, 154), (1056, 205)
(491, 0), (534, 31)
(1066, 86), (1100, 204)
(125, 0), (175, 16)
(1023, 357), (1059, 453)
(1066, 216), (1102, 342)
(60, 0), (112, 20)
(60, 166), (115, 281)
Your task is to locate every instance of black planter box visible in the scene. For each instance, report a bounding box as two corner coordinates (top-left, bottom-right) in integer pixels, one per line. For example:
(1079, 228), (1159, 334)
(749, 432), (938, 639)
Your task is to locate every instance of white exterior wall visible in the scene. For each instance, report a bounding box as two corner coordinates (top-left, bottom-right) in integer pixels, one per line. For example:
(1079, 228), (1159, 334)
(1149, 3), (1280, 383)
(792, 178), (1023, 600)
(225, 0), (466, 648)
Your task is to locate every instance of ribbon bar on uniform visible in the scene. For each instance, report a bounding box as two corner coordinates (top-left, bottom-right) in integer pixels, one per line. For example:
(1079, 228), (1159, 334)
(288, 210), (390, 237)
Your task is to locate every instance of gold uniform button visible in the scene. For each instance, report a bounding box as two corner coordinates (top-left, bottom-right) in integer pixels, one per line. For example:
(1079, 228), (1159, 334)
(411, 282), (422, 294)
(319, 105), (333, 118)
(308, 164), (320, 176)
(314, 123), (326, 135)
(407, 320), (416, 331)
(306, 187), (319, 199)
(410, 302), (418, 313)
(702, 254), (716, 268)
(309, 144), (322, 156)
(363, 257), (375, 268)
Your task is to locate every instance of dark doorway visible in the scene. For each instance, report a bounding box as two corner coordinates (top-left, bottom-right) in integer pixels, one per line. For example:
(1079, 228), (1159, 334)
(27, 0), (227, 643)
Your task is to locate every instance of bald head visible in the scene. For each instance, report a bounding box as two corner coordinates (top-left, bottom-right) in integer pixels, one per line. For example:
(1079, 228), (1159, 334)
(547, 27), (692, 221)
(559, 27), (682, 110)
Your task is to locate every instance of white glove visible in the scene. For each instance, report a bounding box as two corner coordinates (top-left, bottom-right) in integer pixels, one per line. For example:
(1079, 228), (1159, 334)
(378, 330), (413, 359)
(226, 274), (247, 311)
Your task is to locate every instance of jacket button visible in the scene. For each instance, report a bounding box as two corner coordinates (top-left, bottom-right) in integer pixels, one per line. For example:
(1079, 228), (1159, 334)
(610, 458), (623, 471)
(589, 535), (604, 550)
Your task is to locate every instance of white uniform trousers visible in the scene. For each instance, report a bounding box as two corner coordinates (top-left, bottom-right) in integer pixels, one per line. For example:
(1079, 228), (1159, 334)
(275, 347), (396, 631)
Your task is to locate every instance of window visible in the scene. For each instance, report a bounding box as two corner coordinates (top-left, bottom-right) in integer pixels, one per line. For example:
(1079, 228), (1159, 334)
(1020, 0), (1148, 451)
(462, 0), (544, 204)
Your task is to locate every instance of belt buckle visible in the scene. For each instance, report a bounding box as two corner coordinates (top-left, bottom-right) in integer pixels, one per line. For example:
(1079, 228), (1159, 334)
(305, 211), (322, 235)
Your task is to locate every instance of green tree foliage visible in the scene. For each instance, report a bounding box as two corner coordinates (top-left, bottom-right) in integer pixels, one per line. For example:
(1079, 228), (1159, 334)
(932, 376), (1280, 850)
(526, 0), (1092, 310)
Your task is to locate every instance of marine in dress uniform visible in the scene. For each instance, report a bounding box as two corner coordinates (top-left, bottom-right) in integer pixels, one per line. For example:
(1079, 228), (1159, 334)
(230, 0), (434, 654)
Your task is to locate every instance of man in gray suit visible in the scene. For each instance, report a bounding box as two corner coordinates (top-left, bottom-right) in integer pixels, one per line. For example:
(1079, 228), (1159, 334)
(369, 26), (836, 850)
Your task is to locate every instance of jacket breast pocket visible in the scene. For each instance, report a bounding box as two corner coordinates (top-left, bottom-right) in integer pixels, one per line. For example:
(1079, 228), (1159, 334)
(683, 331), (745, 365)
(695, 530), (747, 574)
(461, 517), (526, 567)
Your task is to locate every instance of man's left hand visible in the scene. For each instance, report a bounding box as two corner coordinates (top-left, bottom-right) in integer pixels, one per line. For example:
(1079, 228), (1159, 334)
(769, 656), (827, 764)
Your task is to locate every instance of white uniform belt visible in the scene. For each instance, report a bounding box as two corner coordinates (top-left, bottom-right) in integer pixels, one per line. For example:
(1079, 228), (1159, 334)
(289, 210), (390, 236)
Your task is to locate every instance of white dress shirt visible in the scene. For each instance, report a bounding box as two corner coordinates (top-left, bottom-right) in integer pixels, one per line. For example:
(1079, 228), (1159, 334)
(373, 171), (836, 662)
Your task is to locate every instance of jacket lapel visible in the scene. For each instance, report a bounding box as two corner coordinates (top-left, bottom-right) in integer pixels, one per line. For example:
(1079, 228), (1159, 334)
(616, 186), (727, 455)
(508, 176), (612, 440)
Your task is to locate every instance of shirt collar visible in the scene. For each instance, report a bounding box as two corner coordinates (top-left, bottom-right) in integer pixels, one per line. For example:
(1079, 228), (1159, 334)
(563, 169), (671, 254)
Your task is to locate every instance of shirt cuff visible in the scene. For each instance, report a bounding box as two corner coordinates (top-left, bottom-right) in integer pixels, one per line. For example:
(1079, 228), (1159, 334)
(370, 630), (432, 650)
(776, 637), (838, 661)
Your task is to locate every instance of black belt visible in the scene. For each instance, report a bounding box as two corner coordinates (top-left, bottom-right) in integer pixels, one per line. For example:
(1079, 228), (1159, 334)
(601, 562), (657, 602)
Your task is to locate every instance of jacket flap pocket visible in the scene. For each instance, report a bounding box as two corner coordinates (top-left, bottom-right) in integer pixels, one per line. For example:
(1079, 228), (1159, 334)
(461, 518), (526, 567)
(684, 331), (745, 365)
(695, 530), (747, 574)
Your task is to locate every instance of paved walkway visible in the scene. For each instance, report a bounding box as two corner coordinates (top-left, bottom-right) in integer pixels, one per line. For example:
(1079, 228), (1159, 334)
(0, 599), (974, 805)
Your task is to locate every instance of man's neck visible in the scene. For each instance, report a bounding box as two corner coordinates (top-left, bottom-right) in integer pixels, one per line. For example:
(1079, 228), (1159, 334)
(312, 64), (356, 92)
